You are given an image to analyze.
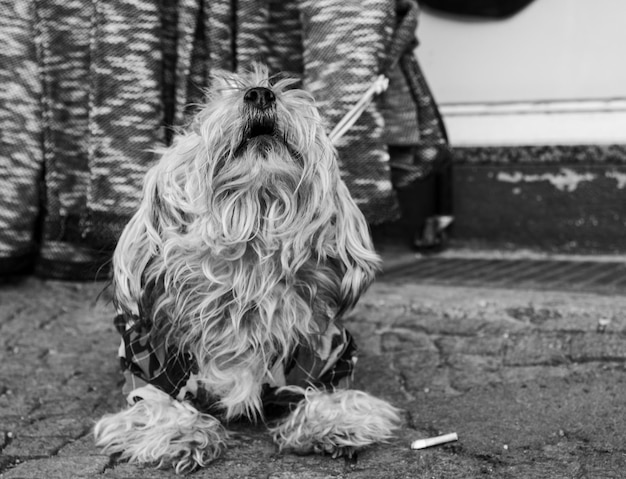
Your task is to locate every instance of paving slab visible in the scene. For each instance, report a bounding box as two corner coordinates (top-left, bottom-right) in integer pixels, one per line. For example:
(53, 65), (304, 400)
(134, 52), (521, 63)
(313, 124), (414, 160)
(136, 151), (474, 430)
(2, 266), (626, 478)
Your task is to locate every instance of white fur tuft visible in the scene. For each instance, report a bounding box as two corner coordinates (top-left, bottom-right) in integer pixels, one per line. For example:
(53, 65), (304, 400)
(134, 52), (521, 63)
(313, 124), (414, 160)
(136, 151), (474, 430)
(269, 387), (402, 458)
(94, 386), (226, 473)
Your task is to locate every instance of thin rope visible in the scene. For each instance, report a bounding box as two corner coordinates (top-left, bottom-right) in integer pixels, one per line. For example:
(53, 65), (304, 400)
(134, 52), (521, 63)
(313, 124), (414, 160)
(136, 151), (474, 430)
(329, 74), (389, 145)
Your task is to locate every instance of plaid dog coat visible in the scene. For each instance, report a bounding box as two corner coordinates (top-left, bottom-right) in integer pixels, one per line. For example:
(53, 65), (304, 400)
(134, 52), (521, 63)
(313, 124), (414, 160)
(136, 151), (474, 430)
(114, 312), (357, 416)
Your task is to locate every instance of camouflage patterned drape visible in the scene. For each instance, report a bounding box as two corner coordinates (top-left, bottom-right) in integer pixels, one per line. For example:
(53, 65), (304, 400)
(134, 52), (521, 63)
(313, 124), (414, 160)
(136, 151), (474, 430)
(0, 0), (437, 279)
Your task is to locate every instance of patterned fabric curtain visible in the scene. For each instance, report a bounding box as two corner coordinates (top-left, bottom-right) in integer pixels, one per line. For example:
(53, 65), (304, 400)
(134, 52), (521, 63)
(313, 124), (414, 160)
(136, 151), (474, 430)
(0, 0), (443, 279)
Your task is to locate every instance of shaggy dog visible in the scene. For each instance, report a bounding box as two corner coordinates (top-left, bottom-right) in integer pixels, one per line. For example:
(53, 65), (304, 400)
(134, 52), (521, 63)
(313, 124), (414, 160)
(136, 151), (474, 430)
(94, 65), (401, 473)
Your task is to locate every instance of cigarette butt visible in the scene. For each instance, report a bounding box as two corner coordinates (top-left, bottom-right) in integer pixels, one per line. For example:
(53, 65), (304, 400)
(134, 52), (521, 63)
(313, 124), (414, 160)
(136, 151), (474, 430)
(411, 432), (458, 450)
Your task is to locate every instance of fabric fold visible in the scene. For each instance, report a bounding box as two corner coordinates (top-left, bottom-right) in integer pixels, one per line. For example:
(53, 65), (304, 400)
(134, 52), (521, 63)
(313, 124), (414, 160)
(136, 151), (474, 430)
(0, 0), (444, 279)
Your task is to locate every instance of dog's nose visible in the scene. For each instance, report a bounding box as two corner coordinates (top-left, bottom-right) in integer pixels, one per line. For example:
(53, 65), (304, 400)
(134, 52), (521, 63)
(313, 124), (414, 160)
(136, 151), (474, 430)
(244, 87), (276, 110)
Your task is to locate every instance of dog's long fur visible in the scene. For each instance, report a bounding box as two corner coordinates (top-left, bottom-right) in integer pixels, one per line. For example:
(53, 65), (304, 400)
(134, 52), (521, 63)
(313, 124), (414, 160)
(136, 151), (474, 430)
(94, 65), (400, 472)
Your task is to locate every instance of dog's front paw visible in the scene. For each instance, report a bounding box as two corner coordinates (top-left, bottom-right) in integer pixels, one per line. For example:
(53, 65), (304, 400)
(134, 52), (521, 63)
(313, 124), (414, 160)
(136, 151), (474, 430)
(269, 388), (401, 457)
(312, 443), (357, 459)
(94, 386), (226, 473)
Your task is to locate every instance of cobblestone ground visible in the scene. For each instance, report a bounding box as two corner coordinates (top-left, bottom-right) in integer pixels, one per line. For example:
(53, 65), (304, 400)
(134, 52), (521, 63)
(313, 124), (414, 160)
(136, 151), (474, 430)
(2, 272), (626, 478)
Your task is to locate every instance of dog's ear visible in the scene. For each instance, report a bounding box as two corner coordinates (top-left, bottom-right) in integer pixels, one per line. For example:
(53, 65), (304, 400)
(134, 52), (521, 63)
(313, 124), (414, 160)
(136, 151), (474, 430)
(112, 165), (161, 314)
(331, 180), (382, 316)
(298, 135), (380, 318)
(113, 133), (204, 313)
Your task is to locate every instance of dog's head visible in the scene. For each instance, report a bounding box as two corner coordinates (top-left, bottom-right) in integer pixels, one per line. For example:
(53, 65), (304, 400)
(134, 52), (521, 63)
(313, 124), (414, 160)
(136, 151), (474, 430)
(149, 64), (343, 249)
(194, 65), (328, 171)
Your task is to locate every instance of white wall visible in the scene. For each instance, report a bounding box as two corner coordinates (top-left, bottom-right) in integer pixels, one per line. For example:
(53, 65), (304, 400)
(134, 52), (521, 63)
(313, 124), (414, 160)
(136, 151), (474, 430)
(415, 0), (626, 146)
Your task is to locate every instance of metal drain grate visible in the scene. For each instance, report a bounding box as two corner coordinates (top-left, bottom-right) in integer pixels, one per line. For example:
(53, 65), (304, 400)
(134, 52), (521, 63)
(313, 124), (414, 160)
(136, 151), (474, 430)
(381, 257), (626, 294)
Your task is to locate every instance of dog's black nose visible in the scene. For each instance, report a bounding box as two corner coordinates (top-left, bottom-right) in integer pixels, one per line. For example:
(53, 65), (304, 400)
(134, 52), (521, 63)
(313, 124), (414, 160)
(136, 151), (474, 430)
(244, 87), (276, 110)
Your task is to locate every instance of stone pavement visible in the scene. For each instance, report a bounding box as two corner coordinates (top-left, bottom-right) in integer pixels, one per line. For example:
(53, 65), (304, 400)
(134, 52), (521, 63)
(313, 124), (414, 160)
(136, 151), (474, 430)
(2, 254), (626, 478)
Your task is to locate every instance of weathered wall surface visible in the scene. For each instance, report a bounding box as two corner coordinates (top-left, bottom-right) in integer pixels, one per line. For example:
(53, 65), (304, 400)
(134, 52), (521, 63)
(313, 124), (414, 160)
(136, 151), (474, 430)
(450, 146), (626, 253)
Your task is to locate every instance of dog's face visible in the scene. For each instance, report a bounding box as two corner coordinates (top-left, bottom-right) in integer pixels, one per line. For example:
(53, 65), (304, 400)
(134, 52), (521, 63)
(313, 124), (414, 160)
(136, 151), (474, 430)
(195, 66), (326, 168)
(155, 65), (339, 247)
(193, 66), (335, 211)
